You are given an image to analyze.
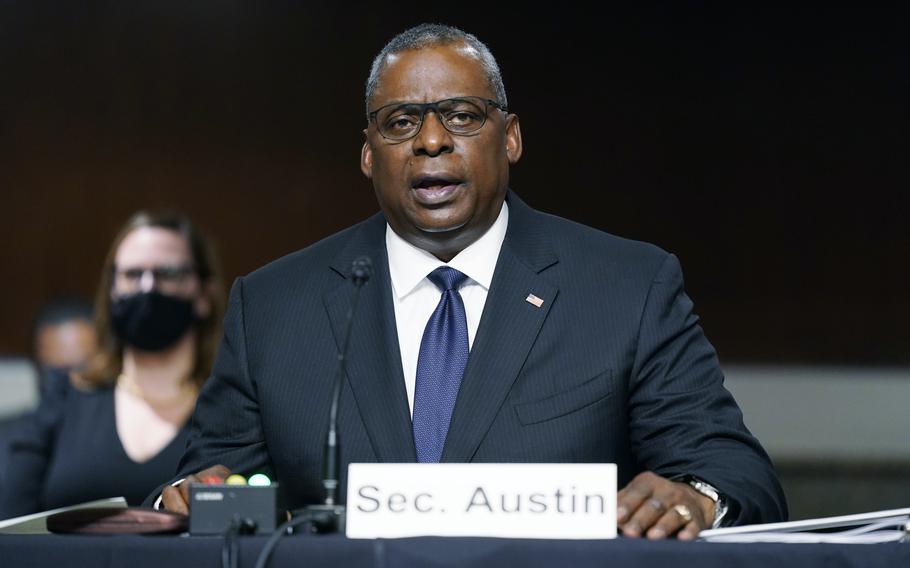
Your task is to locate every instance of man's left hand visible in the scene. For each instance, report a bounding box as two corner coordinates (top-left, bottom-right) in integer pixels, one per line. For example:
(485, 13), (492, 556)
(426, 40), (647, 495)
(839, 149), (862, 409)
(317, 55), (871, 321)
(617, 471), (715, 540)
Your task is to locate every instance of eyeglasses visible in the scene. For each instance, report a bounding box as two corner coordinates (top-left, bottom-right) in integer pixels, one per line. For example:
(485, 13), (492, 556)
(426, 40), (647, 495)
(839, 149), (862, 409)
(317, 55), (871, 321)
(368, 96), (507, 141)
(113, 265), (195, 292)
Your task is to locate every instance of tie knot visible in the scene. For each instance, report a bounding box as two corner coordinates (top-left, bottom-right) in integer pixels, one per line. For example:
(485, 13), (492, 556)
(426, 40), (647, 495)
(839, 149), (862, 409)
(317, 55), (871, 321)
(427, 266), (468, 292)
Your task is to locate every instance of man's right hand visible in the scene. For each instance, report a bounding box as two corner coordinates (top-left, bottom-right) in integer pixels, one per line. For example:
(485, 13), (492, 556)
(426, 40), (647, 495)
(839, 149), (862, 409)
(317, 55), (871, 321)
(161, 464), (232, 514)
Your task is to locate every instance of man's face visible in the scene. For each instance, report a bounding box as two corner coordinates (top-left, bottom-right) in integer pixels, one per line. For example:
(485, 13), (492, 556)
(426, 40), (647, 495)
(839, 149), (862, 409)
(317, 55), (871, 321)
(361, 43), (522, 261)
(35, 320), (97, 371)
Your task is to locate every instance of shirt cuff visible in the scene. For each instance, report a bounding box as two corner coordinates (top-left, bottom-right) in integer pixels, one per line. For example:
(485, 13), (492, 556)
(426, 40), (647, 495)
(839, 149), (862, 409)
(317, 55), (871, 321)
(153, 478), (186, 510)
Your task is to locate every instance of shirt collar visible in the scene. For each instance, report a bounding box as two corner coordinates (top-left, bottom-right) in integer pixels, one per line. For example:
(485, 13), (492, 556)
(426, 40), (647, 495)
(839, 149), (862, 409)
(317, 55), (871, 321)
(386, 201), (509, 299)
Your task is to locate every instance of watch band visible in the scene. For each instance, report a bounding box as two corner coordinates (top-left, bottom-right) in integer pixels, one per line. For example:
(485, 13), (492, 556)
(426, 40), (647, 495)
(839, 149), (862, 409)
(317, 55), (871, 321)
(676, 475), (729, 528)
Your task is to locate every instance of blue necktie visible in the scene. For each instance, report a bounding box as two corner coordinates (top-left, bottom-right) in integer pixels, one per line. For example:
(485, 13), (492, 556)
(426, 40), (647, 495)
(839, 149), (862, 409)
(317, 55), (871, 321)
(413, 267), (470, 463)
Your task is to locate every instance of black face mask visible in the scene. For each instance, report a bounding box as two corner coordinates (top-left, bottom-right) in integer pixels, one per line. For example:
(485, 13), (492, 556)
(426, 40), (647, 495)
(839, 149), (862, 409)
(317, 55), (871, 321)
(110, 291), (195, 352)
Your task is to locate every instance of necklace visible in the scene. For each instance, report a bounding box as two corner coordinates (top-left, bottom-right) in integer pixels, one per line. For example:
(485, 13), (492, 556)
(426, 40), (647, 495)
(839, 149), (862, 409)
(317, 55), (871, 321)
(116, 373), (197, 405)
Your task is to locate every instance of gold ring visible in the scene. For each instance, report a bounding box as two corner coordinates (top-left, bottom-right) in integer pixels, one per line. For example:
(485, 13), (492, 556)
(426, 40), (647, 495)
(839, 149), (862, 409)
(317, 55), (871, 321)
(673, 504), (693, 523)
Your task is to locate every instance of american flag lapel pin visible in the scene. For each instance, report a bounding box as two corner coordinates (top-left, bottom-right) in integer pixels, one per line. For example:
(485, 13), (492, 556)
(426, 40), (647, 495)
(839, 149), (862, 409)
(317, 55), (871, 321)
(525, 293), (544, 308)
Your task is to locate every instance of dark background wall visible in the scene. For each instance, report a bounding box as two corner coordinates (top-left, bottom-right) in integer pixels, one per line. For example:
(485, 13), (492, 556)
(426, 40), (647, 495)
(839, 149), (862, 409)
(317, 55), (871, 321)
(1, 2), (907, 364)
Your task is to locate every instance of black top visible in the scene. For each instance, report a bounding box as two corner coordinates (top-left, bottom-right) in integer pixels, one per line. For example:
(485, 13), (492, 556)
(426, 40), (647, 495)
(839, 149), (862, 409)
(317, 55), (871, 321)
(0, 378), (189, 518)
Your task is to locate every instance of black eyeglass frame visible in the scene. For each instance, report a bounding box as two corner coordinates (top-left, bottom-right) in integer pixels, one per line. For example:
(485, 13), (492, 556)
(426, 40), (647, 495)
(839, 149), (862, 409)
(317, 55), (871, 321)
(368, 96), (508, 141)
(112, 265), (197, 284)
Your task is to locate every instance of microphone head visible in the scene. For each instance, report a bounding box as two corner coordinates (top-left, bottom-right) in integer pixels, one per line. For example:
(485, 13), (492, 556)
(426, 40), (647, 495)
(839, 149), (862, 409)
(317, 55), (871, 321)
(351, 257), (373, 287)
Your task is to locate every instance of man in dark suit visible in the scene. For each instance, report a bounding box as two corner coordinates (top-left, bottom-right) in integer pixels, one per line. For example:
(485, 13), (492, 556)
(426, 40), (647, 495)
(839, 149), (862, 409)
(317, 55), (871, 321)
(157, 24), (787, 539)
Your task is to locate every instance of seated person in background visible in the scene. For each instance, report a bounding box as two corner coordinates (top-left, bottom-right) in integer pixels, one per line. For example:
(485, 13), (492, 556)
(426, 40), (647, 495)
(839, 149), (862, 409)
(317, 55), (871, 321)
(1, 298), (97, 460)
(0, 298), (96, 509)
(31, 297), (98, 389)
(0, 211), (225, 518)
(157, 24), (787, 539)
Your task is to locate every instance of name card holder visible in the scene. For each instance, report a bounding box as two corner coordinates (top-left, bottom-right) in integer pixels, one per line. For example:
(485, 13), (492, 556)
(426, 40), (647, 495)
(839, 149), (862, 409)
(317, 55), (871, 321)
(346, 463), (616, 539)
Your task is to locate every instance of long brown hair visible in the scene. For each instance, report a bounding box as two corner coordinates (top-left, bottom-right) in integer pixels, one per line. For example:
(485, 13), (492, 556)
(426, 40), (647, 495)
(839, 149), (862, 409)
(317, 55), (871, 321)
(82, 211), (226, 389)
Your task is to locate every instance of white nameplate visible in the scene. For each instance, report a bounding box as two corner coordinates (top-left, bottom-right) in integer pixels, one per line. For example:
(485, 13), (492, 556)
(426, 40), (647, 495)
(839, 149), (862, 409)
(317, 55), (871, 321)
(345, 463), (616, 539)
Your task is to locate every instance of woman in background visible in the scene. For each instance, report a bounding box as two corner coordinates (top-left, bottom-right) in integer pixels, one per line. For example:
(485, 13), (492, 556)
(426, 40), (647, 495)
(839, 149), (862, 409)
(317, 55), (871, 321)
(0, 211), (225, 517)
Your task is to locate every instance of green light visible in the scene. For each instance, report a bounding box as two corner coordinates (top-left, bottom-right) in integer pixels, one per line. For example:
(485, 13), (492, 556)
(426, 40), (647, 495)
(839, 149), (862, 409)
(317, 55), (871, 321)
(248, 473), (271, 487)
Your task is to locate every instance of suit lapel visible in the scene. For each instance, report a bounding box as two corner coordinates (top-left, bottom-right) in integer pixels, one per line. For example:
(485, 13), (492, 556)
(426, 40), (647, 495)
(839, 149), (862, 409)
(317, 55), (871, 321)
(442, 193), (559, 462)
(324, 215), (416, 463)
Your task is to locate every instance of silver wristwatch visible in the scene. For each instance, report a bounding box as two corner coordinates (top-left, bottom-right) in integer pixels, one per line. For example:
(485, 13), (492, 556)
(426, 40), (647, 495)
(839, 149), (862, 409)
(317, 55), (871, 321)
(681, 476), (729, 528)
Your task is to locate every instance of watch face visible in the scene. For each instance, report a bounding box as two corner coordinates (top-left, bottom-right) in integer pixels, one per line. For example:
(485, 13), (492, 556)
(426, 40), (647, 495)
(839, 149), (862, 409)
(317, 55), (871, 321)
(692, 480), (720, 502)
(685, 479), (729, 528)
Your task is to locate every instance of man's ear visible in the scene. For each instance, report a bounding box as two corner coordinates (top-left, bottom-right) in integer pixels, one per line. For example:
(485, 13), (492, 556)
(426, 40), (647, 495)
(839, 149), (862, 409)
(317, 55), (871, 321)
(505, 114), (523, 165)
(360, 129), (373, 179)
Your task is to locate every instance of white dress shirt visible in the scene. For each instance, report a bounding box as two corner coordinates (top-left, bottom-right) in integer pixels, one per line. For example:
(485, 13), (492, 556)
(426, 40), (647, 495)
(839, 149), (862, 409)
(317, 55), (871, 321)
(386, 202), (509, 417)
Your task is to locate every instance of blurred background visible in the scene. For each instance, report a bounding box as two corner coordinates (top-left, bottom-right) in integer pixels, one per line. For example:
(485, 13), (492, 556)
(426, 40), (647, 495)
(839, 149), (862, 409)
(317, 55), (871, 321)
(1, 2), (907, 520)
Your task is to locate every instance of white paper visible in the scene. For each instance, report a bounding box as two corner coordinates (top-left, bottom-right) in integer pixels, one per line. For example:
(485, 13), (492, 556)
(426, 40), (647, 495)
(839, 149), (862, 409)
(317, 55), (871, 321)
(701, 531), (906, 544)
(0, 497), (127, 535)
(699, 507), (910, 544)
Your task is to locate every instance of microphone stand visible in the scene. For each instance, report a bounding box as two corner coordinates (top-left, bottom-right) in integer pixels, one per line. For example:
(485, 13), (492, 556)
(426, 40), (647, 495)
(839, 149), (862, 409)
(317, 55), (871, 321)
(252, 258), (373, 568)
(291, 257), (372, 534)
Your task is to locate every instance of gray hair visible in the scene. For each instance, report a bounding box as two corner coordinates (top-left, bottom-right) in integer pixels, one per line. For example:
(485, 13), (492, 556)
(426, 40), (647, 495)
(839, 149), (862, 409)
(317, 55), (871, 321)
(364, 23), (508, 118)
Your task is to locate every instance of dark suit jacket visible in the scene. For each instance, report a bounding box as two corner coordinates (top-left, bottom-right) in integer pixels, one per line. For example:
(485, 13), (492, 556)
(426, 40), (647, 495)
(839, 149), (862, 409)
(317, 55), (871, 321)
(162, 192), (786, 524)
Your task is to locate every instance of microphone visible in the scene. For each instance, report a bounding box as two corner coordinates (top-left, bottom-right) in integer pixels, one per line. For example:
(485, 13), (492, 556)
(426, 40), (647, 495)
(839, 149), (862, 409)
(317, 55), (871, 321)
(293, 256), (372, 535)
